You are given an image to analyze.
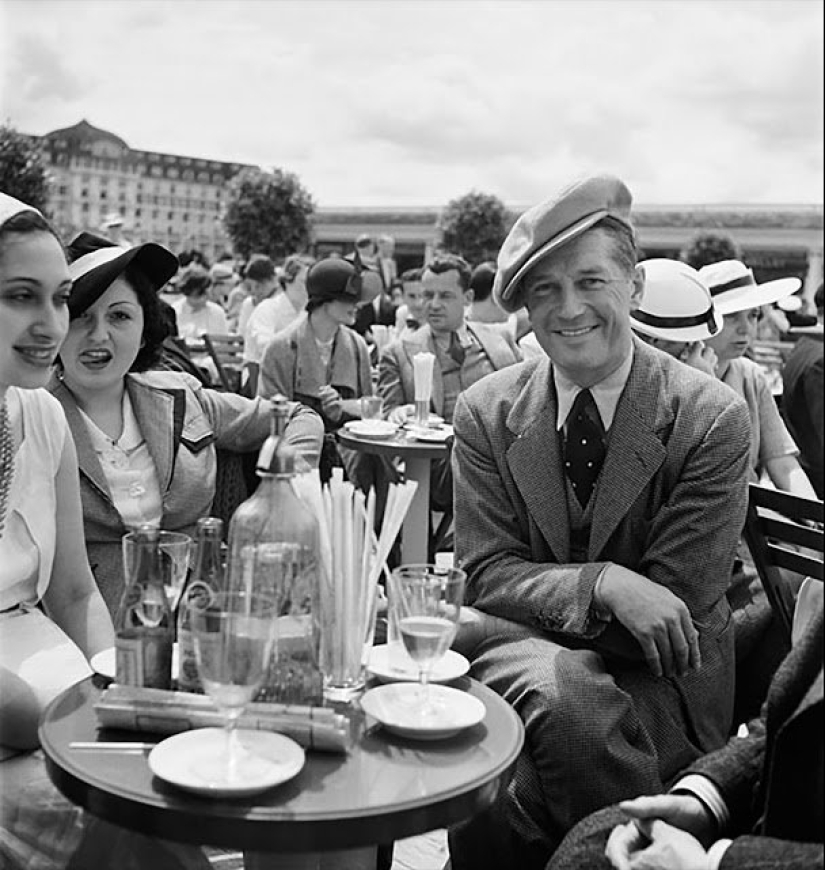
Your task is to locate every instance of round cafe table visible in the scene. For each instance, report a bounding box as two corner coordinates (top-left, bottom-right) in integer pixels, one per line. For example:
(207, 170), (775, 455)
(39, 676), (523, 869)
(337, 426), (450, 564)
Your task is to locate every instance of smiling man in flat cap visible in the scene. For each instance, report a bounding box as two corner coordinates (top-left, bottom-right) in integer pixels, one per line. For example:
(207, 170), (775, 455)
(448, 175), (752, 869)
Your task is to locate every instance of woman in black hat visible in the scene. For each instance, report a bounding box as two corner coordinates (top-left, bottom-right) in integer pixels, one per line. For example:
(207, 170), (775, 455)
(49, 233), (324, 616)
(258, 255), (384, 483)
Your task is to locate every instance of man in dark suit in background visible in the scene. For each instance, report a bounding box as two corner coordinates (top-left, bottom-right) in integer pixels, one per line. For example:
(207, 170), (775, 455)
(783, 282), (824, 498)
(353, 234), (397, 338)
(448, 176), (751, 869)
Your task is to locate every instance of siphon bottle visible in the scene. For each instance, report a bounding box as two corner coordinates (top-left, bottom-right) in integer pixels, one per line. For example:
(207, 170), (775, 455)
(227, 396), (323, 704)
(115, 525), (174, 689)
(176, 516), (224, 694)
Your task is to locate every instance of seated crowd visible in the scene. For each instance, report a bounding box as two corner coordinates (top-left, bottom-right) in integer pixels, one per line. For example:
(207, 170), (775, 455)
(0, 171), (822, 870)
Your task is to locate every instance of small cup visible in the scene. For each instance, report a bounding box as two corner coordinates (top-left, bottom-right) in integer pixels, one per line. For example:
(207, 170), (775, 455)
(360, 395), (384, 420)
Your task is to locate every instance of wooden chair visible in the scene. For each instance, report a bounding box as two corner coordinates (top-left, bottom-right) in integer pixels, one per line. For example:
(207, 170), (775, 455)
(742, 483), (824, 640)
(202, 333), (245, 393)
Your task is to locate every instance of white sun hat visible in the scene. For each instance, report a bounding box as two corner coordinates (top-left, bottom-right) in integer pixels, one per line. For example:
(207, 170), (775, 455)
(699, 260), (801, 316)
(631, 259), (723, 343)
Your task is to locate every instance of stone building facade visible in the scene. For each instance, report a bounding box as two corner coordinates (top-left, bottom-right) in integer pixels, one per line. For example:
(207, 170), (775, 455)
(31, 120), (823, 300)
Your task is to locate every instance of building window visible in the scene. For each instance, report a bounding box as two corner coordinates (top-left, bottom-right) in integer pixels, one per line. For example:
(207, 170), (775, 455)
(135, 208), (142, 217)
(168, 211), (174, 220)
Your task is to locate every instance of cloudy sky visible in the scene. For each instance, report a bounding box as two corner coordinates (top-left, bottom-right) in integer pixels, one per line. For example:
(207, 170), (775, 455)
(1, 0), (822, 208)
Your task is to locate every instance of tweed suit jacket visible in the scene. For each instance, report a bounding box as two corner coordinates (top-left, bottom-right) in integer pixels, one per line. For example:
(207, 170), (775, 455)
(377, 322), (522, 419)
(451, 337), (752, 751)
(684, 601), (823, 868)
(50, 370), (323, 614)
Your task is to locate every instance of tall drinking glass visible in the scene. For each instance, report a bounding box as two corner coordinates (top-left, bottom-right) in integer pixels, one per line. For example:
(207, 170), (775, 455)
(123, 530), (192, 612)
(412, 352), (435, 427)
(393, 564), (466, 716)
(191, 590), (277, 783)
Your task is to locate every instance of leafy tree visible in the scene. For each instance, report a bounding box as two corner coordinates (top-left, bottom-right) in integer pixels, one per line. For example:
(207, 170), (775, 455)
(223, 167), (315, 261)
(0, 123), (51, 214)
(438, 190), (509, 266)
(681, 231), (742, 269)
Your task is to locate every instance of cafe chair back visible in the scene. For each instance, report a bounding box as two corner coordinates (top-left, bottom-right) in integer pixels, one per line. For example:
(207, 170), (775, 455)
(742, 483), (824, 640)
(203, 333), (257, 396)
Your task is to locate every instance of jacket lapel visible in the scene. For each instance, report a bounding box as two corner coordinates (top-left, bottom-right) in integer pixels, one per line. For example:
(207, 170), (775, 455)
(50, 379), (114, 505)
(127, 375), (179, 496)
(468, 323), (511, 371)
(589, 342), (668, 557)
(506, 358), (570, 561)
(329, 328), (362, 395)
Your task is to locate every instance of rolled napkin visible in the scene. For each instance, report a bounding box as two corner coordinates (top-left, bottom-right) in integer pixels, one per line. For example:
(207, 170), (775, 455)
(94, 685), (354, 754)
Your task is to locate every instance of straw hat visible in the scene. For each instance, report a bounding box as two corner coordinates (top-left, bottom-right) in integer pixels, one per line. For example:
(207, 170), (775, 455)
(698, 260), (801, 316)
(631, 259), (722, 343)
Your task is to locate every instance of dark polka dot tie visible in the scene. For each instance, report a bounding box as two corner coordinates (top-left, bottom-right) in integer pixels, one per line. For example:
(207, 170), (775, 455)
(563, 389), (606, 507)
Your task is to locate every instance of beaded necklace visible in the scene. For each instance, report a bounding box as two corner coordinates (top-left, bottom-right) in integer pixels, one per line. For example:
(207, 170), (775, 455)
(0, 396), (13, 540)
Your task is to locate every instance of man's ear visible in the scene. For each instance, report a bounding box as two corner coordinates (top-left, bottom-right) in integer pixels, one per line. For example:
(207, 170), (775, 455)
(464, 288), (475, 305)
(629, 264), (645, 312)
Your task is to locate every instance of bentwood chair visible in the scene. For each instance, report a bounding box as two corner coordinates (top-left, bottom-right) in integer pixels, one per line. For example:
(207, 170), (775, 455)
(203, 333), (258, 396)
(742, 483), (824, 641)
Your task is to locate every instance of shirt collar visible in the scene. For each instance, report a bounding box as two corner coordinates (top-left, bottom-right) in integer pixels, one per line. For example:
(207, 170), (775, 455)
(554, 347), (634, 432)
(432, 322), (471, 349)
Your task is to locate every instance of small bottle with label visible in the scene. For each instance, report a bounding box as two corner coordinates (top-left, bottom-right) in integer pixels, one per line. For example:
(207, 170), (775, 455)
(115, 525), (174, 689)
(176, 516), (225, 694)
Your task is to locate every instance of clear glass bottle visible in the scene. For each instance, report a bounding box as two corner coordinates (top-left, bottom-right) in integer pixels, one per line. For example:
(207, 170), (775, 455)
(227, 397), (323, 704)
(115, 525), (174, 689)
(176, 516), (224, 694)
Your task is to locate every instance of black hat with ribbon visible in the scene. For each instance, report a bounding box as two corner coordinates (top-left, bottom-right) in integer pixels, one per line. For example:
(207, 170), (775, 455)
(66, 232), (178, 318)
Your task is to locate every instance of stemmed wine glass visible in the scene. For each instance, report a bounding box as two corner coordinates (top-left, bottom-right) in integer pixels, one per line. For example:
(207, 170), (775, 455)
(191, 590), (277, 783)
(393, 564), (466, 717)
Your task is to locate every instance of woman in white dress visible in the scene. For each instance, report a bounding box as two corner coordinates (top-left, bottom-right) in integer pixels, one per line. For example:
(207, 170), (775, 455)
(0, 193), (208, 870)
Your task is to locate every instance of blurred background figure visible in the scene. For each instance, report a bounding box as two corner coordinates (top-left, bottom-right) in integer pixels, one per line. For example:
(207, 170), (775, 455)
(353, 235), (397, 340)
(376, 233), (397, 291)
(171, 263), (228, 342)
(207, 261), (237, 308)
(393, 267), (425, 337)
(242, 253), (315, 365)
(100, 211), (131, 247)
(782, 282), (824, 498)
(236, 255), (278, 341)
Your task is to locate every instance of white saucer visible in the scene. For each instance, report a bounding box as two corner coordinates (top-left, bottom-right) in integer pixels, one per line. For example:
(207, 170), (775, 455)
(367, 645), (469, 685)
(148, 728), (305, 797)
(344, 420), (399, 440)
(402, 414), (444, 429)
(408, 425), (453, 443)
(92, 645), (180, 681)
(360, 683), (485, 741)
